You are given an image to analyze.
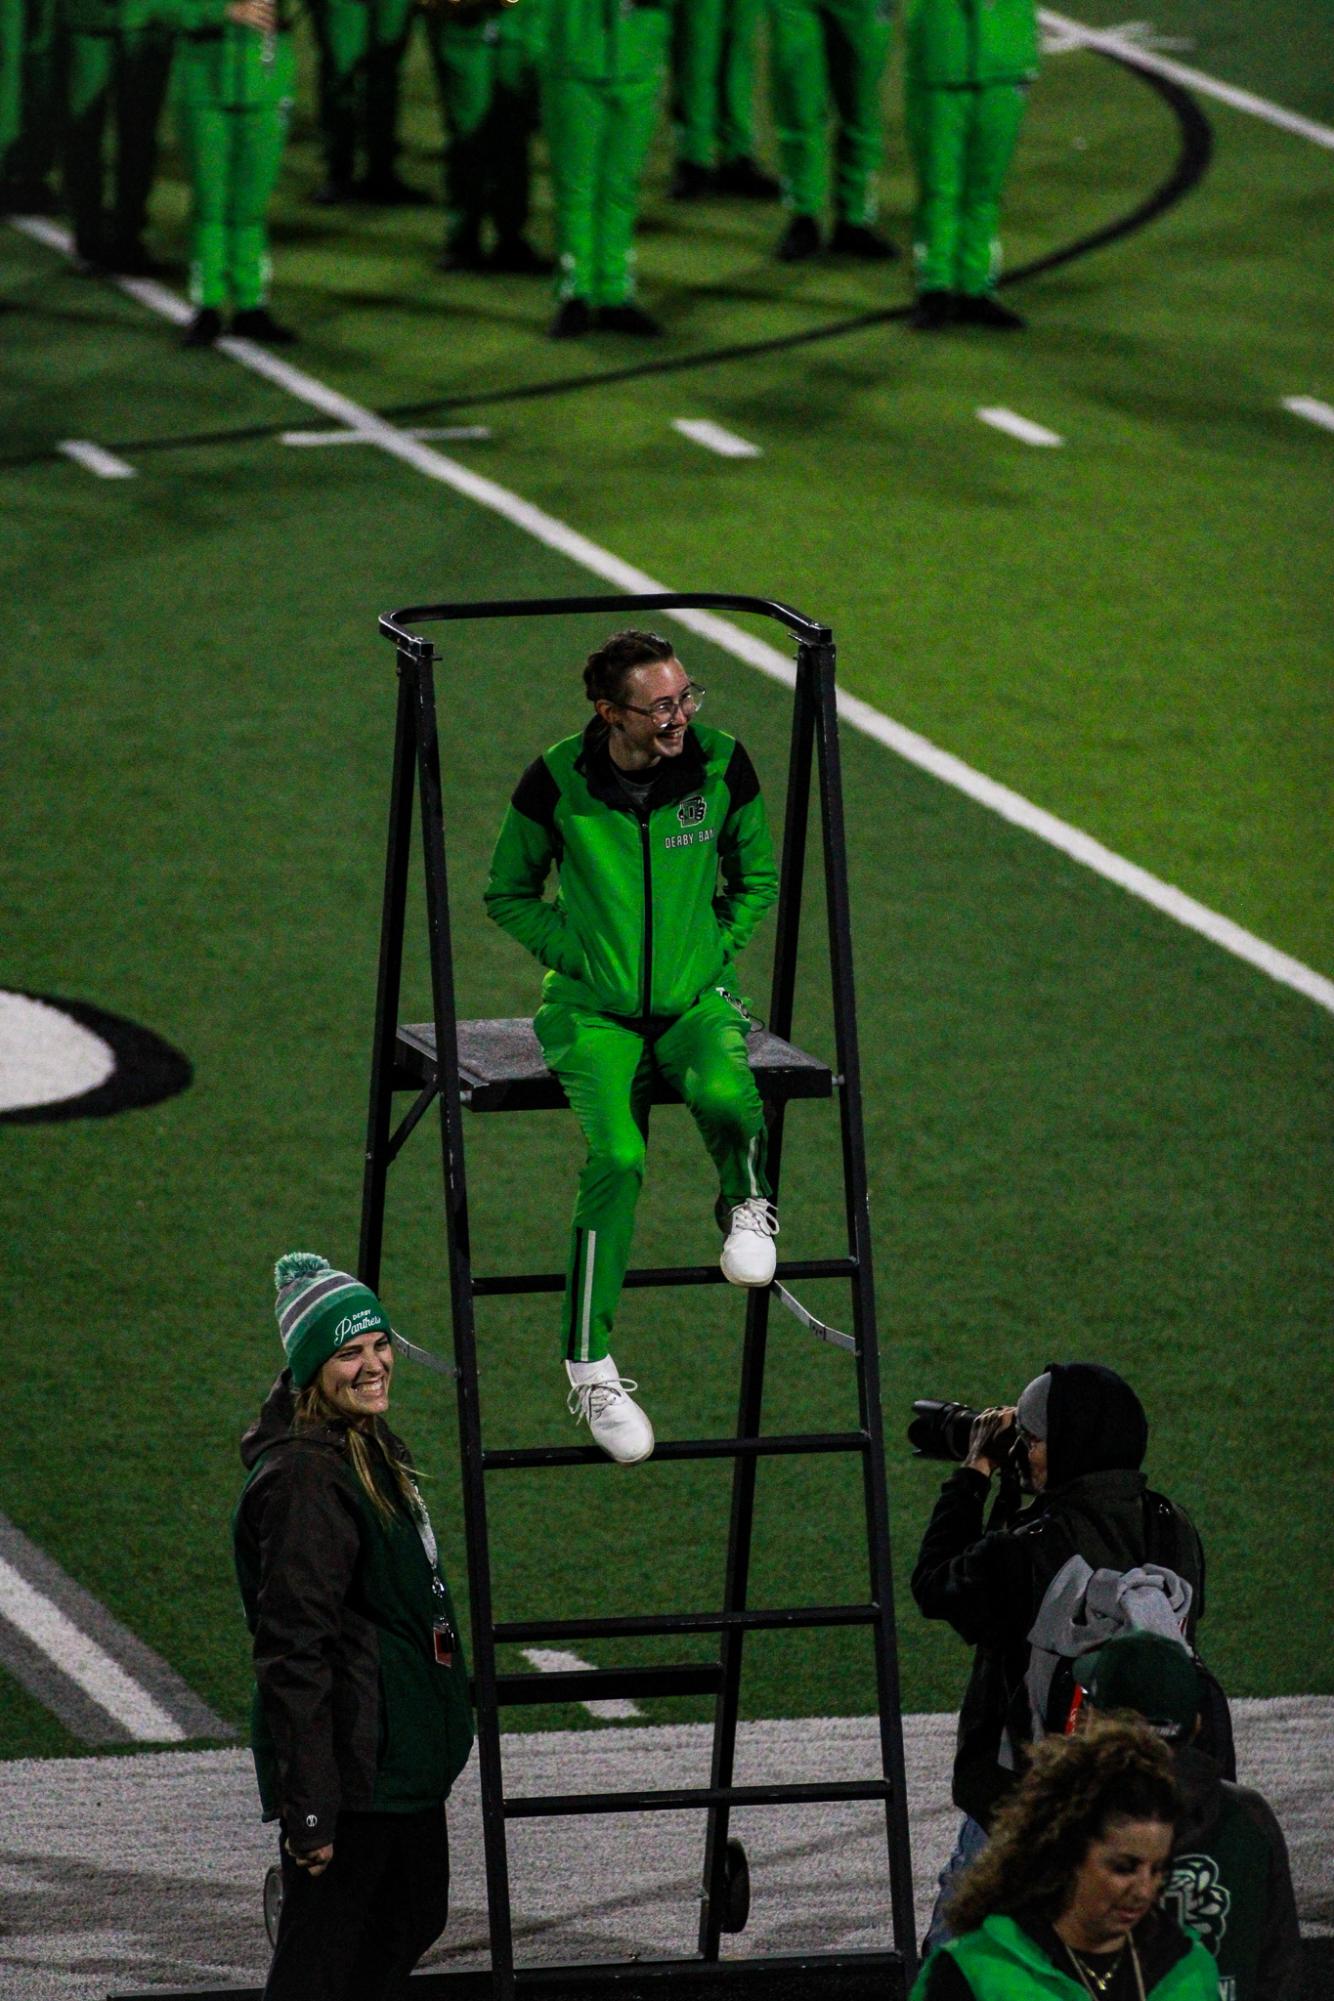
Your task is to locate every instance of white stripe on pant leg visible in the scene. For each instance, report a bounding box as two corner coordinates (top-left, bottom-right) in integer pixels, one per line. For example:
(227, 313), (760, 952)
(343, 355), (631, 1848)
(746, 1134), (761, 1199)
(580, 1229), (597, 1364)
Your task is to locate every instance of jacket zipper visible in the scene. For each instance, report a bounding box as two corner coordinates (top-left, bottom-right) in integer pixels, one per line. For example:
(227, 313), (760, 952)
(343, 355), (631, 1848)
(638, 808), (653, 1017)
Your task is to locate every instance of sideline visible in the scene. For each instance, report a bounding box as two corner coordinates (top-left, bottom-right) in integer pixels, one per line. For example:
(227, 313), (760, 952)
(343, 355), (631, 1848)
(1039, 9), (1334, 151)
(12, 213), (1334, 1019)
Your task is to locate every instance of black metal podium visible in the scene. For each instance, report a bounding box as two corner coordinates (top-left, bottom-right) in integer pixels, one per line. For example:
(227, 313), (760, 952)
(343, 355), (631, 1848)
(358, 593), (917, 2000)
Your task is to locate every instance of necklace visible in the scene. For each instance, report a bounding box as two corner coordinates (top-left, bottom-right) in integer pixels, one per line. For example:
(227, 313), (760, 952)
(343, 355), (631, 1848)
(1063, 1936), (1145, 2001)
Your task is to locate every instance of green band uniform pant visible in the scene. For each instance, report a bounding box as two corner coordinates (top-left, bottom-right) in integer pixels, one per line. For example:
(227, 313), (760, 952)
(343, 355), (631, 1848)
(309, 0), (416, 184)
(427, 12), (538, 250)
(542, 54), (665, 304)
(177, 94), (291, 307)
(768, 0), (889, 223)
(671, 0), (762, 167)
(64, 27), (173, 259)
(535, 988), (771, 1364)
(904, 75), (1027, 294)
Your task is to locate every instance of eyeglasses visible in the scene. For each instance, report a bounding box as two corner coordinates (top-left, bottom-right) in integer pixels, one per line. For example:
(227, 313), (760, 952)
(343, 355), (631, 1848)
(616, 682), (706, 722)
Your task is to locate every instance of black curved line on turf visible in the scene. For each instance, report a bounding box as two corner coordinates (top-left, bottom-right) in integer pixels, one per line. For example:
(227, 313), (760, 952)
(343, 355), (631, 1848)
(0, 990), (193, 1124)
(14, 54), (1212, 471)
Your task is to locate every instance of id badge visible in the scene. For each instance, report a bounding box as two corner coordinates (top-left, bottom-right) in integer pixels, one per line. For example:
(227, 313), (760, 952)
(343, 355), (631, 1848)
(432, 1617), (456, 1667)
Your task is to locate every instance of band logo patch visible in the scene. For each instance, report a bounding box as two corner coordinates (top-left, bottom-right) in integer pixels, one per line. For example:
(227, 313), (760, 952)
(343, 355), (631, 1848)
(677, 794), (707, 827)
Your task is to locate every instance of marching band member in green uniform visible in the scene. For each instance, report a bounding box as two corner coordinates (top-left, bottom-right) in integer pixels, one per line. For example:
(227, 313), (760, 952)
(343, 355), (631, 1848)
(60, 0), (175, 270)
(541, 0), (669, 337)
(307, 0), (426, 203)
(903, 0), (1038, 328)
(424, 0), (549, 272)
(171, 0), (297, 345)
(767, 0), (895, 262)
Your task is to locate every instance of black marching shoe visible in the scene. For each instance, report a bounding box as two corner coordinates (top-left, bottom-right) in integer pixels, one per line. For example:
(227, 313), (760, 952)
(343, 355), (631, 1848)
(597, 301), (663, 336)
(310, 177), (355, 206)
(489, 236), (554, 275)
(669, 159), (718, 200)
(716, 155), (780, 200)
(230, 306), (298, 344)
(908, 288), (955, 331)
(829, 219), (897, 260)
(775, 213), (821, 261)
(180, 307), (223, 348)
(954, 291), (1026, 329)
(548, 296), (593, 339)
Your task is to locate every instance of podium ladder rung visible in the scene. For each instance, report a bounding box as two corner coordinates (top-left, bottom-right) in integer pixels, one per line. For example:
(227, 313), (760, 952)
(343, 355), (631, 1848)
(494, 1663), (720, 1706)
(505, 1778), (896, 1818)
(493, 1602), (879, 1645)
(483, 1429), (869, 1471)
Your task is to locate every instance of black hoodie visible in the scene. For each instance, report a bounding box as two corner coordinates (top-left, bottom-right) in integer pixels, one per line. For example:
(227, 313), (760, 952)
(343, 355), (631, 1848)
(912, 1362), (1204, 1827)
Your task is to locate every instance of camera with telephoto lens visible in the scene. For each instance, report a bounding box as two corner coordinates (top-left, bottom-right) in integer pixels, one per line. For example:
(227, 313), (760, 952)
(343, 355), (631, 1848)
(907, 1399), (1019, 1467)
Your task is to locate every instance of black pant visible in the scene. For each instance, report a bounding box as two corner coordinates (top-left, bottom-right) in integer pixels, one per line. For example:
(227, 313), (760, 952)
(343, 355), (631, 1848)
(264, 1805), (450, 2001)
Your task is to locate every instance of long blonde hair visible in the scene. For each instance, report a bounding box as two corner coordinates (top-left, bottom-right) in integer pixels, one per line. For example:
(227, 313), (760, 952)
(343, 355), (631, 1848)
(293, 1378), (423, 1527)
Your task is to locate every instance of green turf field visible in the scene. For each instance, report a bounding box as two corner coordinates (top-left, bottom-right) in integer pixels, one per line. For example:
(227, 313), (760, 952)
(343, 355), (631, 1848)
(2, 2), (1330, 1762)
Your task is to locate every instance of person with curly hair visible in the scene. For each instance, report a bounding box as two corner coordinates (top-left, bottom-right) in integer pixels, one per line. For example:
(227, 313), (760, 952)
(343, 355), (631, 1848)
(912, 1717), (1219, 2000)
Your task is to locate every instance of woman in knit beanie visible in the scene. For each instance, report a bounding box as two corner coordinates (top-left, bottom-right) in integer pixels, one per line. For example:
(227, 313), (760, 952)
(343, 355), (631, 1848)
(233, 1252), (473, 2000)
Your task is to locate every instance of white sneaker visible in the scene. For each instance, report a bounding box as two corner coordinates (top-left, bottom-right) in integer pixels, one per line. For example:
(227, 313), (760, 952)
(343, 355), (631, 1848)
(565, 1357), (655, 1465)
(721, 1198), (779, 1286)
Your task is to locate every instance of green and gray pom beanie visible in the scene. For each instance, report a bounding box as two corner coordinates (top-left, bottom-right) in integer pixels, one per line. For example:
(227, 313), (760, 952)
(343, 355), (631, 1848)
(274, 1252), (391, 1389)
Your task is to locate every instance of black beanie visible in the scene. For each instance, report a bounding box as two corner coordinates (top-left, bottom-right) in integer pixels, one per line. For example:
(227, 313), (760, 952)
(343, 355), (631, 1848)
(1042, 1361), (1148, 1490)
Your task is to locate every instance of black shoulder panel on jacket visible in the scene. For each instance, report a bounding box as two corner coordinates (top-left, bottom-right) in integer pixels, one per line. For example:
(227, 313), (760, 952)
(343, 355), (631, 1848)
(511, 756), (560, 832)
(724, 740), (761, 810)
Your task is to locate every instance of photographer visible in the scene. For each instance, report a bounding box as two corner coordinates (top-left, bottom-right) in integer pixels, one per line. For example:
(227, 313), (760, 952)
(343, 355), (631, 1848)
(911, 1362), (1205, 1947)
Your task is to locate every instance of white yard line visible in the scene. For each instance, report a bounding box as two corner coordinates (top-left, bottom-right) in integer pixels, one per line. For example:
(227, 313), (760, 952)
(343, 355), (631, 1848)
(1039, 9), (1334, 151)
(12, 214), (1334, 1019)
(57, 439), (136, 478)
(521, 1647), (642, 1722)
(1282, 396), (1334, 434)
(282, 424), (493, 446)
(976, 406), (1064, 447)
(0, 1556), (186, 1742)
(673, 417), (763, 459)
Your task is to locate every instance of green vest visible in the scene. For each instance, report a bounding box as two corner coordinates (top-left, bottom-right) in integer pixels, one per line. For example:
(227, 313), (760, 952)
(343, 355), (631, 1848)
(903, 0), (1038, 86)
(913, 1916), (1219, 2001)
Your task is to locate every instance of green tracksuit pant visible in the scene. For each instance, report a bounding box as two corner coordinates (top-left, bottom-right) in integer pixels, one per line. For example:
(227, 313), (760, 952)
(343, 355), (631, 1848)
(768, 0), (889, 223)
(174, 34), (294, 308)
(671, 0), (763, 168)
(64, 27), (173, 259)
(309, 0), (416, 184)
(542, 49), (666, 303)
(535, 988), (771, 1364)
(427, 10), (538, 250)
(905, 75), (1027, 294)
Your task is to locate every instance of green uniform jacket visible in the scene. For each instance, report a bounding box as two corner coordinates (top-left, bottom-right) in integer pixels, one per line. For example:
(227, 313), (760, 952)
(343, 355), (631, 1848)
(912, 1912), (1219, 2001)
(485, 718), (778, 1021)
(544, 0), (668, 80)
(903, 0), (1037, 86)
(233, 1375), (473, 1847)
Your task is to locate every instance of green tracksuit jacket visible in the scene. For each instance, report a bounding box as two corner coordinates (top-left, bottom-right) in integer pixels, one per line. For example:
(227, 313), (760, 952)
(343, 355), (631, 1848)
(168, 0), (294, 309)
(485, 717), (777, 1020)
(541, 0), (669, 303)
(486, 718), (778, 1361)
(912, 1912), (1219, 2001)
(903, 0), (1037, 295)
